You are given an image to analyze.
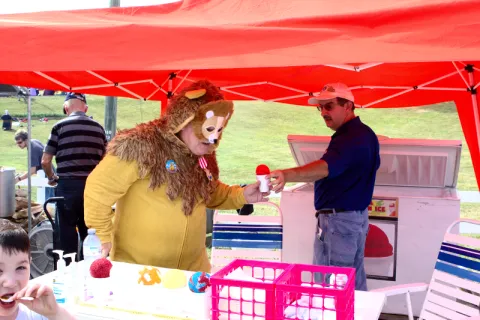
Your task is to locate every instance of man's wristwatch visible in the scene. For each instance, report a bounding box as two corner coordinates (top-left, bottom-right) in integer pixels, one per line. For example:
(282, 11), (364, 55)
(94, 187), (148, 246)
(48, 175), (57, 182)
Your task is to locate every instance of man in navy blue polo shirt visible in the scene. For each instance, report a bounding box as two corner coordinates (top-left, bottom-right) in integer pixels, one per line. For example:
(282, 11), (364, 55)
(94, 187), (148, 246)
(270, 83), (380, 291)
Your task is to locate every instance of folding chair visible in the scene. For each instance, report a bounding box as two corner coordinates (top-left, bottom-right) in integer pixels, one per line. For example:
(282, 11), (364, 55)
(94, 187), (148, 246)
(210, 201), (283, 273)
(372, 219), (480, 320)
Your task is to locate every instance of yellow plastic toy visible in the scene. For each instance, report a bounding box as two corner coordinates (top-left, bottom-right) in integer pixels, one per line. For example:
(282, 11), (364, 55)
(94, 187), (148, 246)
(162, 269), (187, 289)
(138, 267), (161, 285)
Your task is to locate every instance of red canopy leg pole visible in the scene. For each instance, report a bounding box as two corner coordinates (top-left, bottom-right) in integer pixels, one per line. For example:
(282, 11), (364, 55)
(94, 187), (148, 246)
(467, 65), (480, 164)
(465, 64), (480, 190)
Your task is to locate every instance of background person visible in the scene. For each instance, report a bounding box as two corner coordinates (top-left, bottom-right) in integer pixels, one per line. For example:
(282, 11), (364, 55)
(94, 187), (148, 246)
(14, 129), (55, 201)
(42, 93), (107, 260)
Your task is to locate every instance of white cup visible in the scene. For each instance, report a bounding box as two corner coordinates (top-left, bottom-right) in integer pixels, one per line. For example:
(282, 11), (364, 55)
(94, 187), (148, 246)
(256, 175), (270, 192)
(90, 277), (111, 304)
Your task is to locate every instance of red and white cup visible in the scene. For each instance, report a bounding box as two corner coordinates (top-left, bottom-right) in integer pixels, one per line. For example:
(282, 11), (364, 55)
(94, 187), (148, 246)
(256, 165), (271, 193)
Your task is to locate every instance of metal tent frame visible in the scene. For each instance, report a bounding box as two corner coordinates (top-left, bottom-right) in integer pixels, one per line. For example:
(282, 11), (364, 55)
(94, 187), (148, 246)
(21, 61), (479, 231)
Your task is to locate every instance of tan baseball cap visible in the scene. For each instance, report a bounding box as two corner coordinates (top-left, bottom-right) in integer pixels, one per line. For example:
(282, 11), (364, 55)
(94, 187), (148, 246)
(308, 82), (355, 105)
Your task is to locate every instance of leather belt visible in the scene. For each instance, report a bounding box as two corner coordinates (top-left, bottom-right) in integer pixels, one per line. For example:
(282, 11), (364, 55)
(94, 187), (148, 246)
(315, 208), (347, 218)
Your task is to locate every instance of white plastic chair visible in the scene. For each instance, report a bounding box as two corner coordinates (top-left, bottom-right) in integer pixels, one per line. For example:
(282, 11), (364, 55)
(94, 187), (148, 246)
(210, 201), (283, 273)
(372, 219), (480, 320)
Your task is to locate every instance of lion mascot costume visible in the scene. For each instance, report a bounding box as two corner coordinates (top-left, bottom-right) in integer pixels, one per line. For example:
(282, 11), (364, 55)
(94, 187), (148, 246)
(84, 80), (256, 272)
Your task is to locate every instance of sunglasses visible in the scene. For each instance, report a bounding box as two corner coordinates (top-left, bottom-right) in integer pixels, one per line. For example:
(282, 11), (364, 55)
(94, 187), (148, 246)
(15, 140), (24, 145)
(316, 103), (337, 112)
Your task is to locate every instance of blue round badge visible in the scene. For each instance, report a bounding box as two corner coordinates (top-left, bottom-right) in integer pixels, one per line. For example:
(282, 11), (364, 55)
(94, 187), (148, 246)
(166, 160), (178, 173)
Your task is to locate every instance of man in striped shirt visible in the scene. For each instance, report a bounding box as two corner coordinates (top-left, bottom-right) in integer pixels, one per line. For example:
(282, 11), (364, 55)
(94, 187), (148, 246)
(42, 93), (107, 259)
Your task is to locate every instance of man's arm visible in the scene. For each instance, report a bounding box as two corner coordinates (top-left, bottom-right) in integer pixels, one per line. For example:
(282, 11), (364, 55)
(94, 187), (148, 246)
(283, 160), (329, 183)
(15, 167), (37, 183)
(271, 136), (357, 192)
(41, 153), (56, 180)
(43, 127), (58, 180)
(270, 160), (329, 193)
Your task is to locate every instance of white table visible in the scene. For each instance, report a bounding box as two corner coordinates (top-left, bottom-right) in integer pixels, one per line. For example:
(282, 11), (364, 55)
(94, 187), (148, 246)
(31, 263), (386, 320)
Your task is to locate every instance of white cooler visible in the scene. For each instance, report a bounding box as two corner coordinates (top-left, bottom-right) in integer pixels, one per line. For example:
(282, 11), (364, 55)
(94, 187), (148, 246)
(280, 135), (462, 317)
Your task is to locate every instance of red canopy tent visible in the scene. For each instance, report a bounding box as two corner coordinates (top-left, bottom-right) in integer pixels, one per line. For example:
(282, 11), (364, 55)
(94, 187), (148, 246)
(0, 0), (479, 188)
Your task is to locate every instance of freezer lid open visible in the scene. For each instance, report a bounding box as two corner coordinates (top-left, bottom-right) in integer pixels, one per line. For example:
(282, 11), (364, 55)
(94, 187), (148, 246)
(287, 135), (462, 188)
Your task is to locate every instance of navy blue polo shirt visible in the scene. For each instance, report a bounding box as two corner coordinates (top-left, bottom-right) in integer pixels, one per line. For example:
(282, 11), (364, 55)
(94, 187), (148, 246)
(314, 117), (380, 211)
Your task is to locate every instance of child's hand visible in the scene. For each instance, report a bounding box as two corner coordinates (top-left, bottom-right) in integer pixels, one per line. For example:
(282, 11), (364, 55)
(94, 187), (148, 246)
(13, 283), (58, 318)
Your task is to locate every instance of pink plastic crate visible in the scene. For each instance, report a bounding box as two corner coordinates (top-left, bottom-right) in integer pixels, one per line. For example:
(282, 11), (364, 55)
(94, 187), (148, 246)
(274, 264), (355, 320)
(210, 259), (291, 320)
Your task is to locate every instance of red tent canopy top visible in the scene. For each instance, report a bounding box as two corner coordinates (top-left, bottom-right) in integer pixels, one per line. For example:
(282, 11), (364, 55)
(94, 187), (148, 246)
(0, 0), (479, 188)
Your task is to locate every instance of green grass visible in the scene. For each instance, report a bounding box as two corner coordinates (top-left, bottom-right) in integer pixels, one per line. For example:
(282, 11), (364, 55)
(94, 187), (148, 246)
(461, 203), (480, 220)
(0, 96), (159, 174)
(1, 95), (479, 218)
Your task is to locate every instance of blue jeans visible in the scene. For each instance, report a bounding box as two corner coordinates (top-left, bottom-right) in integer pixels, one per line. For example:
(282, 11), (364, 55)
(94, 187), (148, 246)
(45, 186), (55, 201)
(43, 167), (56, 201)
(313, 209), (369, 291)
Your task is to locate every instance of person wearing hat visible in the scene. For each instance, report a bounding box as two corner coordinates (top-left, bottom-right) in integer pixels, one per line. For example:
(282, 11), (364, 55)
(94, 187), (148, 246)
(269, 83), (380, 291)
(42, 92), (107, 260)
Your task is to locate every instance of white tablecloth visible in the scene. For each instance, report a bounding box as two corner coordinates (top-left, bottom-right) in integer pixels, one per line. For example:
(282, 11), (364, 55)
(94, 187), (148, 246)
(30, 262), (386, 320)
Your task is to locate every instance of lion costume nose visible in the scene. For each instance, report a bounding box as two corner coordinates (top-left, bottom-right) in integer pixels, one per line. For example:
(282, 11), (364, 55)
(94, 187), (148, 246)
(208, 135), (219, 144)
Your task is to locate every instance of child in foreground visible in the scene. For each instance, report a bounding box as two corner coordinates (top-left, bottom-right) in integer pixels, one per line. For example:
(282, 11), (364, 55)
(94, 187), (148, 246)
(0, 219), (75, 320)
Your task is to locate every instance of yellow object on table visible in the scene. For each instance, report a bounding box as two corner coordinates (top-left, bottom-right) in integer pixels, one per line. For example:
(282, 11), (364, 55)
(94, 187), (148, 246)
(138, 267), (161, 285)
(162, 269), (187, 289)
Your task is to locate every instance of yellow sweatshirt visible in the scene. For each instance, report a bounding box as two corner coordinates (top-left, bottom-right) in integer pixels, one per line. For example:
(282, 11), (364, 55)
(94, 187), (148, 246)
(84, 154), (246, 273)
